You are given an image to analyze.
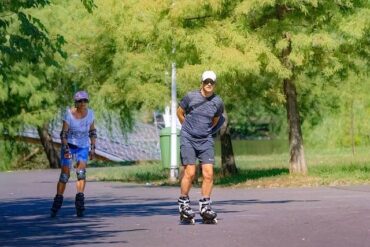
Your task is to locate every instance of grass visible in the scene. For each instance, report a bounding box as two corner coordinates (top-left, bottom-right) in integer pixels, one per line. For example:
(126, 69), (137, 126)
(86, 146), (370, 188)
(219, 146), (370, 188)
(3, 143), (370, 188)
(88, 162), (168, 183)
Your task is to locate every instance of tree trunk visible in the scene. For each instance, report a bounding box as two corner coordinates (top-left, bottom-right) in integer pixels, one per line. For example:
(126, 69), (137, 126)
(220, 110), (238, 175)
(283, 79), (307, 174)
(281, 33), (307, 174)
(37, 123), (60, 169)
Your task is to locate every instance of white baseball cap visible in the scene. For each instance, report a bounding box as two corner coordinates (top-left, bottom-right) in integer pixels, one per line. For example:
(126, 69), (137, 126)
(201, 70), (216, 82)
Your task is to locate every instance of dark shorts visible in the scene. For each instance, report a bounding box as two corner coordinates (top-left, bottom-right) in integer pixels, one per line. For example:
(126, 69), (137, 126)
(180, 133), (214, 165)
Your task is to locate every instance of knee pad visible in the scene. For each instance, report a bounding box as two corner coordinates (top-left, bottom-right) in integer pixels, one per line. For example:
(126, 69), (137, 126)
(59, 173), (70, 184)
(76, 169), (86, 181)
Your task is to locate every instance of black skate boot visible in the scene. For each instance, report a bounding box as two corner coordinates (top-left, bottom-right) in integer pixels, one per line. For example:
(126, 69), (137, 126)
(199, 198), (217, 224)
(50, 194), (63, 217)
(75, 193), (85, 217)
(178, 196), (195, 224)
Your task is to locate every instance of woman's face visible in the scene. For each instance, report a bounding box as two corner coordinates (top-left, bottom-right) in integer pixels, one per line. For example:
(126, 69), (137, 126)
(75, 99), (89, 109)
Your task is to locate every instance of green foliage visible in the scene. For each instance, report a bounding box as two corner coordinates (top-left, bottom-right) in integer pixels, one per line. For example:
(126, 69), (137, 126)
(2, 0), (370, 163)
(0, 1), (65, 135)
(35, 0), (173, 128)
(0, 140), (47, 171)
(81, 0), (97, 13)
(0, 0), (95, 136)
(51, 0), (369, 147)
(303, 72), (370, 148)
(0, 141), (12, 171)
(232, 0), (370, 147)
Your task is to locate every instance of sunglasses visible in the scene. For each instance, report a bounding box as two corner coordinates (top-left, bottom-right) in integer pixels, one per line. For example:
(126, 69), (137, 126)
(203, 79), (215, 85)
(76, 99), (89, 103)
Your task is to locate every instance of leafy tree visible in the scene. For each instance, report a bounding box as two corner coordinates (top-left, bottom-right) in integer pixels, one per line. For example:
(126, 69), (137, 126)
(147, 0), (370, 174)
(45, 0), (240, 174)
(0, 0), (95, 168)
(231, 0), (370, 173)
(16, 0), (370, 176)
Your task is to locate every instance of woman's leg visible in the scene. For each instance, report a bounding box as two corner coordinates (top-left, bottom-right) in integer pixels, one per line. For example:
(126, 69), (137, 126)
(75, 161), (87, 193)
(51, 165), (70, 217)
(57, 165), (70, 195)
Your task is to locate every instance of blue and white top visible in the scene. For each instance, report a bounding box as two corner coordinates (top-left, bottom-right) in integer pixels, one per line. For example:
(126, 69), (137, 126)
(63, 108), (94, 148)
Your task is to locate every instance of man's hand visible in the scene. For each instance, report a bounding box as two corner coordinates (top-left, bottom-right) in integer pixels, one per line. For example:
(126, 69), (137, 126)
(177, 107), (186, 124)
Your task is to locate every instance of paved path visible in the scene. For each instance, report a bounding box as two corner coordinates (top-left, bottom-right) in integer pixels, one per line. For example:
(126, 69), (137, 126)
(1, 169), (370, 247)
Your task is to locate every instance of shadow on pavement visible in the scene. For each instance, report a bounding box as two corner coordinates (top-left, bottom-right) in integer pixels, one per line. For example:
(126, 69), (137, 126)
(0, 196), (176, 247)
(0, 194), (319, 246)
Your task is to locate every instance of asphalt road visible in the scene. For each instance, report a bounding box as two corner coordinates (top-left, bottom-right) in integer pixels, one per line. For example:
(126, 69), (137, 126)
(1, 169), (370, 247)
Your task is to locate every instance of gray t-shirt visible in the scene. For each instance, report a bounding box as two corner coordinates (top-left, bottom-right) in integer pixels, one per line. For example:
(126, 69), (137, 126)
(179, 90), (224, 139)
(63, 108), (94, 148)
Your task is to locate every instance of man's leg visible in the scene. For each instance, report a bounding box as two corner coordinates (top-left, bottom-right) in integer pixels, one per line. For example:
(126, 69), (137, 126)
(180, 164), (196, 196)
(199, 164), (217, 223)
(178, 164), (196, 222)
(178, 137), (197, 222)
(200, 164), (214, 198)
(198, 142), (217, 223)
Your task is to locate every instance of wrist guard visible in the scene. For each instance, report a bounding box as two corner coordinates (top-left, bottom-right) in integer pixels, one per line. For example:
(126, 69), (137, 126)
(62, 144), (72, 159)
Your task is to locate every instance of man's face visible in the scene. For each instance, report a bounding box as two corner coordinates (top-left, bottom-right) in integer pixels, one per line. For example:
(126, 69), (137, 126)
(202, 79), (216, 93)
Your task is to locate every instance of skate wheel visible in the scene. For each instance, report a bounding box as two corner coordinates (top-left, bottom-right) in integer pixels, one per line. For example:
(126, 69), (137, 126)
(180, 217), (195, 225)
(203, 218), (217, 224)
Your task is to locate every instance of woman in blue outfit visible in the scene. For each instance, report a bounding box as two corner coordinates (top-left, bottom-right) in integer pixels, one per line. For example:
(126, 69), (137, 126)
(50, 91), (97, 217)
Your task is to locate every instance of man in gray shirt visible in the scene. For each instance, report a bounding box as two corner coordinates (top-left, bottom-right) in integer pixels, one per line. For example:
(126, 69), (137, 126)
(177, 70), (224, 224)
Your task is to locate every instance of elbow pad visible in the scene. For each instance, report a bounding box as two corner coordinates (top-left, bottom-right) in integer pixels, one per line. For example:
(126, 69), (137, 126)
(89, 129), (97, 138)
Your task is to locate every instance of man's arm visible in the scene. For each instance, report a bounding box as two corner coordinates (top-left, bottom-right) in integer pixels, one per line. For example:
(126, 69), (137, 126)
(177, 107), (186, 124)
(212, 100), (224, 127)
